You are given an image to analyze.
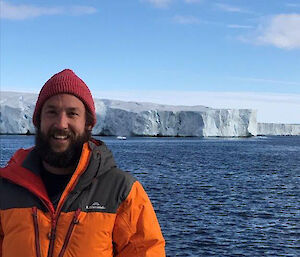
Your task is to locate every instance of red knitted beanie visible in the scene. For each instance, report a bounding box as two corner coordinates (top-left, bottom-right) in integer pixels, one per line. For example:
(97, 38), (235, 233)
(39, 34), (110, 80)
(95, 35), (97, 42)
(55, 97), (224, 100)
(33, 69), (96, 127)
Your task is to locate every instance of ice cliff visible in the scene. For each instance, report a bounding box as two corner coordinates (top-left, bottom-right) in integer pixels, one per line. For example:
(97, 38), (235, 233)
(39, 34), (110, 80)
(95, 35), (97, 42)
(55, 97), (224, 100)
(258, 123), (300, 136)
(94, 99), (257, 137)
(1, 91), (297, 137)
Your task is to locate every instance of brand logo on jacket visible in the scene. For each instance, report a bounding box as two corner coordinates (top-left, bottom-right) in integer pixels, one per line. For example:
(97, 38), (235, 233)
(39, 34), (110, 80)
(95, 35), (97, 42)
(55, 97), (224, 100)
(86, 202), (106, 210)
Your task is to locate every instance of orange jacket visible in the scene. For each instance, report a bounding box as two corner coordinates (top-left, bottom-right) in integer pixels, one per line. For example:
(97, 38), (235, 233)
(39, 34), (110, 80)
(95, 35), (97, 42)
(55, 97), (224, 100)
(0, 139), (165, 257)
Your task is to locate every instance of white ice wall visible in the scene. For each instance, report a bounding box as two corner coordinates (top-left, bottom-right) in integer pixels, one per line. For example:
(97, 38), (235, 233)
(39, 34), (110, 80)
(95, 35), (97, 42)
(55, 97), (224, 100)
(257, 123), (300, 136)
(2, 91), (297, 137)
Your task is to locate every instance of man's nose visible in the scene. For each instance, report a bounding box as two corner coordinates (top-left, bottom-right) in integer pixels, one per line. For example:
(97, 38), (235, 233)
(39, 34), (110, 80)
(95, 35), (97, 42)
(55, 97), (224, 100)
(55, 112), (68, 129)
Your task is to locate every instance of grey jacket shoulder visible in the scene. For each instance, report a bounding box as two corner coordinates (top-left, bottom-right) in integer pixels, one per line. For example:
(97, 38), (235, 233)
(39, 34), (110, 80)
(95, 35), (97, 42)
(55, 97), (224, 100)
(64, 140), (137, 213)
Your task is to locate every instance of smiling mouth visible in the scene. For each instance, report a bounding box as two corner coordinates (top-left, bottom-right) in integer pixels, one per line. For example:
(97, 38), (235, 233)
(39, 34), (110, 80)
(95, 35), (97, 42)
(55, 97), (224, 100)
(52, 135), (69, 140)
(51, 132), (71, 141)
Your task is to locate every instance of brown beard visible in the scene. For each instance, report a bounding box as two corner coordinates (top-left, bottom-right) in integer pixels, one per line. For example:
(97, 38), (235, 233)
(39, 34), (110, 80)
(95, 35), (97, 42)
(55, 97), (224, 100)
(35, 127), (91, 168)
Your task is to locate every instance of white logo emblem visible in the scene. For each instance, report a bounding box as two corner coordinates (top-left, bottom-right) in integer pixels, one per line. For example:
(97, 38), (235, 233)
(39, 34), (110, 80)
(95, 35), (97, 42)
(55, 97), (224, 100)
(86, 202), (106, 210)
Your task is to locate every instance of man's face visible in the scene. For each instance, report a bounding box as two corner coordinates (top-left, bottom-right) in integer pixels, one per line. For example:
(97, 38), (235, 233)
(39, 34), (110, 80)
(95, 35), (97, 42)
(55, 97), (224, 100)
(40, 94), (89, 152)
(36, 94), (91, 168)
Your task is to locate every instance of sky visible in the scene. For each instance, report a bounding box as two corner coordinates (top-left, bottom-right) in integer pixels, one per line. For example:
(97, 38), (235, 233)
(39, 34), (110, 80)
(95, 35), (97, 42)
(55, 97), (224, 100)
(0, 0), (300, 124)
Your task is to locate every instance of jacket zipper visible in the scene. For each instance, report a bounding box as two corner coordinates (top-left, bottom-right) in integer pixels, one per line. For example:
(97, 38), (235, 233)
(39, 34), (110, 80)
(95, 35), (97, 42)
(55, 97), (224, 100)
(47, 150), (91, 257)
(47, 218), (57, 257)
(3, 148), (91, 257)
(57, 208), (81, 257)
(46, 177), (82, 257)
(32, 207), (42, 257)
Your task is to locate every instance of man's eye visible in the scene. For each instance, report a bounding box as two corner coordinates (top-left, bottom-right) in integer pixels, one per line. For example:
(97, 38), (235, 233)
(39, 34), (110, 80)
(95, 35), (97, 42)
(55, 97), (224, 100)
(47, 110), (56, 115)
(69, 112), (78, 116)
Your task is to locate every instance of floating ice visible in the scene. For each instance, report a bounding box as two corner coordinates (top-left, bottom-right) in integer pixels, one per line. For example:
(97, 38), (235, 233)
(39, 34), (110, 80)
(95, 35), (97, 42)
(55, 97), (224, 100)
(0, 91), (299, 136)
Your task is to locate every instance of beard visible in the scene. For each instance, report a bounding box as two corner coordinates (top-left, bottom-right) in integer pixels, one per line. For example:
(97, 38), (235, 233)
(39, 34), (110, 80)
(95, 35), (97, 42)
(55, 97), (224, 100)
(35, 127), (91, 168)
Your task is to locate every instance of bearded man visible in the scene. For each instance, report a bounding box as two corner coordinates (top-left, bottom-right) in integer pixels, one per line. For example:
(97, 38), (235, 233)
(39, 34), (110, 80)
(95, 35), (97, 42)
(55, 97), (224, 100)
(0, 69), (165, 257)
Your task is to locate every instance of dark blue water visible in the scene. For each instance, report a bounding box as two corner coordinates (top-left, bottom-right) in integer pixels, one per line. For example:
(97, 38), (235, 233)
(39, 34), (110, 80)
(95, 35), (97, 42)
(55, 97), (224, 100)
(1, 136), (299, 257)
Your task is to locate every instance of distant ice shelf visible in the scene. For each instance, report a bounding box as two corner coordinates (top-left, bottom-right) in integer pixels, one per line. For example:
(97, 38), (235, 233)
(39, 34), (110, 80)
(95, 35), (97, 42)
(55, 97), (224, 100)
(257, 123), (300, 136)
(0, 91), (299, 136)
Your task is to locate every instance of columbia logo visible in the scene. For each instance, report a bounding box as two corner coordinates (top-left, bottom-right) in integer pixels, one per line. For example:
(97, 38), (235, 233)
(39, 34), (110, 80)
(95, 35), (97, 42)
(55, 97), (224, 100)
(86, 202), (106, 210)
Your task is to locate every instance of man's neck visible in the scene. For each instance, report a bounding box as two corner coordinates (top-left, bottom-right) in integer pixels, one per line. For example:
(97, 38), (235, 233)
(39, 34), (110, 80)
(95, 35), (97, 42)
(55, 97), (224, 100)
(42, 161), (76, 175)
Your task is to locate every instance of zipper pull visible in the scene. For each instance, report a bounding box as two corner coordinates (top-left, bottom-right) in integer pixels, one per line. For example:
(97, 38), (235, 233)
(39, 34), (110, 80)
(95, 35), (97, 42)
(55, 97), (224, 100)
(73, 208), (81, 224)
(32, 206), (38, 216)
(48, 218), (57, 240)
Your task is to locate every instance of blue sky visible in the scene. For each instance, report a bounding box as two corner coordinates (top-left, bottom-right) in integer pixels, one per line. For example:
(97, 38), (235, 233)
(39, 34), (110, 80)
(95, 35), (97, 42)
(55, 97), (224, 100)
(1, 0), (300, 123)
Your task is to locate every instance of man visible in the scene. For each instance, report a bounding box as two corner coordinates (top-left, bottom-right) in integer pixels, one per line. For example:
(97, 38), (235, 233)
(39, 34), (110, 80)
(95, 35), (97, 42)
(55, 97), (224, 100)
(0, 69), (165, 257)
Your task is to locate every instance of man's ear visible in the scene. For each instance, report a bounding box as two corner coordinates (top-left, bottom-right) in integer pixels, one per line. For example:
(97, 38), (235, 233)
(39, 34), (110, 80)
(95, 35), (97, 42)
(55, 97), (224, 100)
(86, 125), (92, 131)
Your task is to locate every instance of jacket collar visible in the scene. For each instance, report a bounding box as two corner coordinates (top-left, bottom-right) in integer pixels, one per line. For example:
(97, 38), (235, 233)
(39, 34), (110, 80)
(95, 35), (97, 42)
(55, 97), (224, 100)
(0, 138), (117, 213)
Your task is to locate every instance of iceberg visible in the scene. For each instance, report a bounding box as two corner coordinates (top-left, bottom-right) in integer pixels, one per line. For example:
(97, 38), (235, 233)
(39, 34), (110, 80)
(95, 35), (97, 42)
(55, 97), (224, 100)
(0, 91), (298, 137)
(257, 123), (300, 136)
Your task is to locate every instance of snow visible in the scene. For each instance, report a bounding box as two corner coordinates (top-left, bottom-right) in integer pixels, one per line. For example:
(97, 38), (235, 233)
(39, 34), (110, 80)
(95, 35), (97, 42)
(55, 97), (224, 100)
(258, 123), (300, 136)
(0, 91), (298, 136)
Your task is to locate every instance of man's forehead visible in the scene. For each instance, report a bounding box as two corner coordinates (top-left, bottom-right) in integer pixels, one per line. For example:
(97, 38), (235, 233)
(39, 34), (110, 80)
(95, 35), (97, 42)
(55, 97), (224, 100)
(42, 94), (85, 109)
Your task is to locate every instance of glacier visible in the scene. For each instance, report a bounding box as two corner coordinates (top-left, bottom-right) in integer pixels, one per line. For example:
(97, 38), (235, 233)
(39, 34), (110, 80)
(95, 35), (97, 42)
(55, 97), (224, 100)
(0, 91), (298, 136)
(258, 123), (300, 136)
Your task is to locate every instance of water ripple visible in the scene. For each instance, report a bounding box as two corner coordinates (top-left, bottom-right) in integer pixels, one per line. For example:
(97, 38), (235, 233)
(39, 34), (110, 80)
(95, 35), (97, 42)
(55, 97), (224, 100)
(1, 135), (299, 256)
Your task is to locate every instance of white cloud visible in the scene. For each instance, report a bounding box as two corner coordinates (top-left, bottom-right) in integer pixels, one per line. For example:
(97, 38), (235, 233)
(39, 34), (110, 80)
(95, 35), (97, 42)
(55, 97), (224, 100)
(173, 16), (229, 26)
(0, 1), (97, 20)
(143, 0), (172, 8)
(143, 0), (203, 7)
(184, 0), (204, 3)
(173, 15), (200, 24)
(255, 14), (300, 49)
(172, 16), (253, 28)
(227, 24), (253, 29)
(214, 3), (251, 13)
(0, 1), (62, 20)
(69, 6), (97, 16)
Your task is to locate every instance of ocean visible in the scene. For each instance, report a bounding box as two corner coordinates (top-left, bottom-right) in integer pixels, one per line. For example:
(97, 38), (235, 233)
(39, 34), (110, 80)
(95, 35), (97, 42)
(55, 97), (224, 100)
(1, 135), (299, 257)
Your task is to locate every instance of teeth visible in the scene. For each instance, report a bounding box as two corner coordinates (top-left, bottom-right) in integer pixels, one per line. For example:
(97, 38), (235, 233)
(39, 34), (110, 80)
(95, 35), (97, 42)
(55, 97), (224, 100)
(53, 135), (68, 139)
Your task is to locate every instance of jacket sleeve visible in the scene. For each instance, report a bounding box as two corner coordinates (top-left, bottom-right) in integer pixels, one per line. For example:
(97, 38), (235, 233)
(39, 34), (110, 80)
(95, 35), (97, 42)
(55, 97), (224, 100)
(113, 181), (166, 257)
(0, 178), (3, 257)
(0, 214), (3, 257)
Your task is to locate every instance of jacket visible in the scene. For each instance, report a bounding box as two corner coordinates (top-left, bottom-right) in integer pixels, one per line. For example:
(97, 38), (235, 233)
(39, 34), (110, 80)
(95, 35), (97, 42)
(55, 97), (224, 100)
(0, 139), (165, 257)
